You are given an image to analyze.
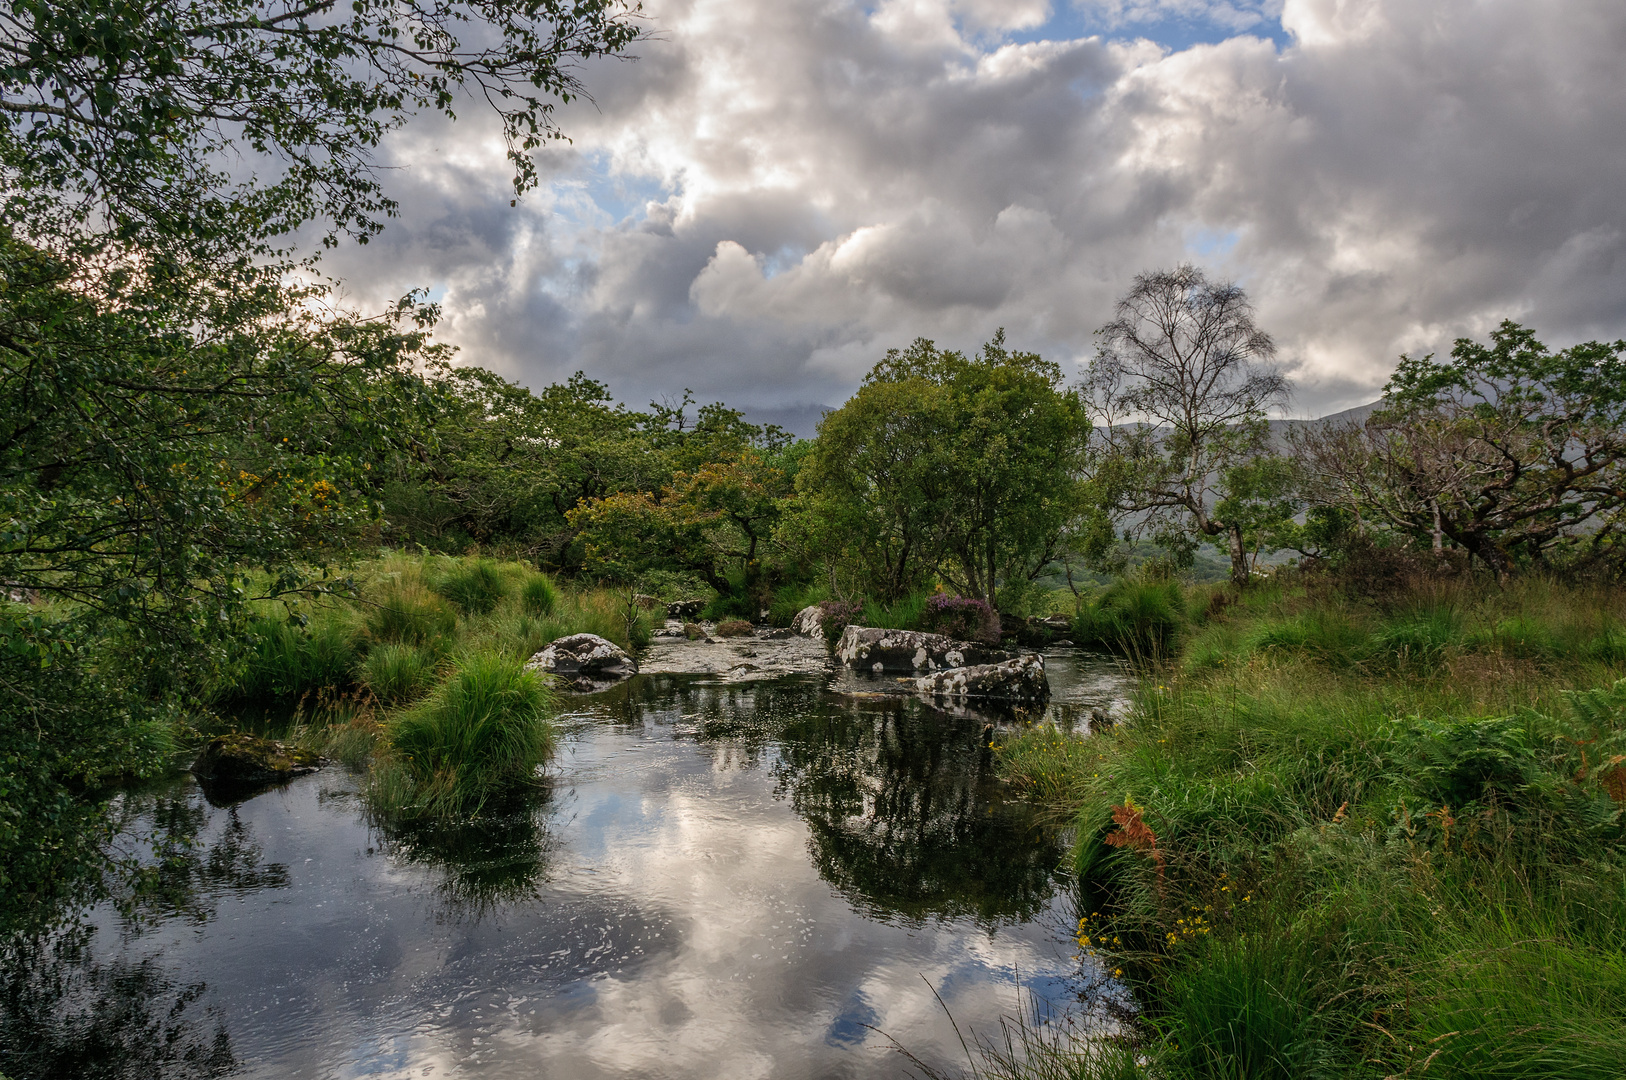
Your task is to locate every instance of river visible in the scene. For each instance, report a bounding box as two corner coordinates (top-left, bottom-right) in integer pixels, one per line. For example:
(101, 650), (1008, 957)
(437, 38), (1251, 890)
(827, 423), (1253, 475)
(2, 643), (1132, 1079)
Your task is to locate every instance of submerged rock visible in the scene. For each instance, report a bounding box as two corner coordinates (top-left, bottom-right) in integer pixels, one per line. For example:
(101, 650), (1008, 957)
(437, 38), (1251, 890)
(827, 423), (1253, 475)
(191, 733), (323, 794)
(526, 633), (639, 691)
(835, 626), (1009, 673)
(790, 605), (823, 637)
(907, 654), (1050, 703)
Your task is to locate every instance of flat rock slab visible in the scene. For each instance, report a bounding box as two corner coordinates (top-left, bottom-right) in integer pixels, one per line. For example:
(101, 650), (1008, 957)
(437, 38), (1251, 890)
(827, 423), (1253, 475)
(192, 734), (324, 794)
(836, 626), (1008, 673)
(907, 654), (1050, 703)
(640, 629), (829, 681)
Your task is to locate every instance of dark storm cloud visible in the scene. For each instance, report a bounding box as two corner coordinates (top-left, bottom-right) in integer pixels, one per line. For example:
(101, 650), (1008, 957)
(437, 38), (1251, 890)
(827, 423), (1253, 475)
(321, 0), (1626, 417)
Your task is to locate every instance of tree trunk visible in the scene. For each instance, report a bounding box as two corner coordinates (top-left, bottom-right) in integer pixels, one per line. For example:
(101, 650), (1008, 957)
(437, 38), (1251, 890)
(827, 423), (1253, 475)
(1458, 531), (1512, 583)
(1228, 522), (1250, 588)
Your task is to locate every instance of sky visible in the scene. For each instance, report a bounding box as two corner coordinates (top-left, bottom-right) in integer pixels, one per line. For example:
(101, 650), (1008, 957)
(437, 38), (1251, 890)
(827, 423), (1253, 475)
(321, 0), (1626, 422)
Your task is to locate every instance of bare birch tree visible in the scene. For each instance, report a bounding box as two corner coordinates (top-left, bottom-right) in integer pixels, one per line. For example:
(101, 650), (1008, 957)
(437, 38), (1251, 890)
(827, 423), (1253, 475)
(1085, 265), (1289, 587)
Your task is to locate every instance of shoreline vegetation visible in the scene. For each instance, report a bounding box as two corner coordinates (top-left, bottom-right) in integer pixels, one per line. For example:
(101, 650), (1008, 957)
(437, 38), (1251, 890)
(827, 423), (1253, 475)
(226, 553), (654, 822)
(993, 568), (1626, 1079)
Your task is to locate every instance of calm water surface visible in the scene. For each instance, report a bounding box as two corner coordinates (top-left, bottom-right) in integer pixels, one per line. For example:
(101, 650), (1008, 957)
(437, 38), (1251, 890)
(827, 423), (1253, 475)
(7, 649), (1131, 1079)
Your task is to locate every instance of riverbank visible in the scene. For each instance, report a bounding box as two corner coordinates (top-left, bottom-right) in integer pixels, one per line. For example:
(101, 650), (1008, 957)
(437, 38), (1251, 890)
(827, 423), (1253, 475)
(996, 571), (1626, 1079)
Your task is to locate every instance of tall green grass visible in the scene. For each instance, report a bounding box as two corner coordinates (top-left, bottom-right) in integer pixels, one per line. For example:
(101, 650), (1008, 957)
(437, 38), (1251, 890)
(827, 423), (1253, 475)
(359, 642), (440, 703)
(365, 579), (457, 648)
(1072, 579), (1188, 659)
(434, 558), (509, 615)
(520, 572), (558, 616)
(995, 571), (1626, 1079)
(370, 651), (554, 820)
(235, 608), (362, 697)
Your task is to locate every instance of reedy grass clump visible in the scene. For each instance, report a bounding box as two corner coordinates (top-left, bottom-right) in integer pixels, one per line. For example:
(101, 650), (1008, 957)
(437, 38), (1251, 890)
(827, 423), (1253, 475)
(359, 642), (440, 703)
(520, 572), (558, 616)
(365, 579), (458, 648)
(370, 651), (554, 821)
(217, 552), (652, 826)
(235, 606), (363, 697)
(1072, 579), (1189, 660)
(433, 558), (509, 615)
(996, 571), (1626, 1079)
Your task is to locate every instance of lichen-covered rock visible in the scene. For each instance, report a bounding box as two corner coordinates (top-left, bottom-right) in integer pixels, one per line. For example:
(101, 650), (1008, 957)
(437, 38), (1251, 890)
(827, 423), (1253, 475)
(191, 734), (323, 791)
(908, 654), (1049, 703)
(835, 626), (1009, 673)
(525, 633), (638, 689)
(666, 598), (706, 620)
(789, 605), (823, 637)
(682, 622), (706, 640)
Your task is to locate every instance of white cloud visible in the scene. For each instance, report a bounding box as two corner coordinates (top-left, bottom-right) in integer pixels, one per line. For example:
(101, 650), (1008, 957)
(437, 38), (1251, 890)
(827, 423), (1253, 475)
(324, 0), (1626, 417)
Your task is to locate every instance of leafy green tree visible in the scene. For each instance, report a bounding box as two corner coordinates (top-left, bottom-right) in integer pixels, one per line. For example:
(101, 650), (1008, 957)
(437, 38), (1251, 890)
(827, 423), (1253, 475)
(569, 452), (795, 602)
(381, 368), (662, 561)
(1085, 265), (1290, 588)
(0, 0), (642, 917)
(795, 372), (951, 603)
(3, 0), (643, 254)
(1294, 321), (1626, 579)
(802, 332), (1097, 609)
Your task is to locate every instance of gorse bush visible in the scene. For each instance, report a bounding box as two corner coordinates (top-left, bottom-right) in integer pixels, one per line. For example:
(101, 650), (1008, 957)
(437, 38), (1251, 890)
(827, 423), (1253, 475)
(434, 558), (508, 615)
(377, 652), (553, 820)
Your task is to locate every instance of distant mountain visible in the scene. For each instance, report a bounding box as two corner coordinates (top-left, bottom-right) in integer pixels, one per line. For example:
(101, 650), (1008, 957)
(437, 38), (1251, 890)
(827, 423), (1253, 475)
(736, 400), (1383, 444)
(739, 404), (834, 441)
(1268, 400), (1382, 449)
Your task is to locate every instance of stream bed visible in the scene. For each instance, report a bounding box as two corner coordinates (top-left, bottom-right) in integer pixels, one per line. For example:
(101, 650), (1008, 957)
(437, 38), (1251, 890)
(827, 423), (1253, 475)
(5, 645), (1133, 1079)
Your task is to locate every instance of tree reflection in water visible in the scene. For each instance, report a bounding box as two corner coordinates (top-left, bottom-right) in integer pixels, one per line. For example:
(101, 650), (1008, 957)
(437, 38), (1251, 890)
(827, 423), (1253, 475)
(610, 674), (1067, 927)
(0, 780), (255, 1079)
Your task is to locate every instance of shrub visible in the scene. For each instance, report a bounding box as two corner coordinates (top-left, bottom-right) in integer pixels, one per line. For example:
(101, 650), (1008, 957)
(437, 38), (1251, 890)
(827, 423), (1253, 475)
(359, 643), (440, 703)
(365, 581), (457, 647)
(520, 573), (558, 616)
(817, 599), (864, 644)
(434, 558), (508, 615)
(714, 619), (755, 638)
(378, 652), (553, 820)
(920, 593), (999, 643)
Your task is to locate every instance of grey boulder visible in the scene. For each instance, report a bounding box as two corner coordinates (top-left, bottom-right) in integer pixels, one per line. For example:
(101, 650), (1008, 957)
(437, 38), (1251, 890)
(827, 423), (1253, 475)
(526, 633), (639, 691)
(907, 654), (1050, 703)
(789, 605), (824, 637)
(835, 626), (1008, 673)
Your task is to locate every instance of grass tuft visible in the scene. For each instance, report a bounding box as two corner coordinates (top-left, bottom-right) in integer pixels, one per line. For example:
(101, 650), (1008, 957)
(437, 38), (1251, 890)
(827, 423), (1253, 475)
(434, 558), (509, 615)
(520, 572), (558, 616)
(359, 642), (440, 704)
(372, 651), (554, 821)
